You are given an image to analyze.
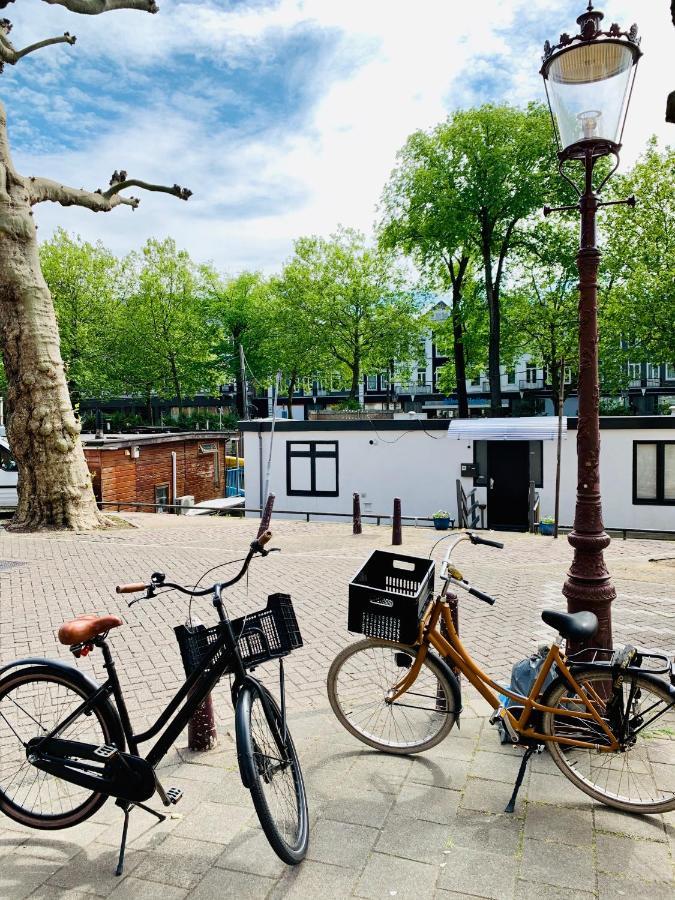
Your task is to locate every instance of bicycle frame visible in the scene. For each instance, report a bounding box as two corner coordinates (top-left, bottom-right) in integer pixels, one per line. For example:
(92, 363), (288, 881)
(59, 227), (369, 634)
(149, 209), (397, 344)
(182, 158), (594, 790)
(387, 598), (620, 752)
(34, 583), (269, 773)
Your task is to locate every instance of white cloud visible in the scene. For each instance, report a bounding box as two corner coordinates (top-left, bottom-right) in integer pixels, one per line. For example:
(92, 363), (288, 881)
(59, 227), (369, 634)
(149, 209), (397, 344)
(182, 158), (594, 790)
(6, 0), (673, 273)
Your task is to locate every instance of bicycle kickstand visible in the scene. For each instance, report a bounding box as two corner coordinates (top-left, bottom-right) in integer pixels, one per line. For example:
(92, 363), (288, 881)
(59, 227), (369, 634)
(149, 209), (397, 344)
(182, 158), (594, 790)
(504, 746), (539, 814)
(114, 799), (167, 876)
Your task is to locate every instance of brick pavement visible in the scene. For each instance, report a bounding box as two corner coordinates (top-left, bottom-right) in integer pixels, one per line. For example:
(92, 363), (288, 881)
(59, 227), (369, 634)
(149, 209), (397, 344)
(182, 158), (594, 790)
(0, 516), (673, 898)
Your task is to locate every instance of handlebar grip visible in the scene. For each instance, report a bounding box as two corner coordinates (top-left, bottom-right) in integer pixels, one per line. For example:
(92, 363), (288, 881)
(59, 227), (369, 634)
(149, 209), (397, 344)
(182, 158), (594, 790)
(115, 583), (147, 594)
(258, 530), (272, 547)
(471, 535), (504, 549)
(468, 586), (496, 605)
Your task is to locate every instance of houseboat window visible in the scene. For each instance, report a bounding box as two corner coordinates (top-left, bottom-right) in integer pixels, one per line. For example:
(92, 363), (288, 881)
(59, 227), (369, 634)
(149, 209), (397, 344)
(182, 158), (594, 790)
(634, 441), (675, 505)
(473, 442), (488, 486)
(529, 441), (543, 488)
(286, 441), (338, 497)
(155, 484), (170, 513)
(473, 441), (543, 488)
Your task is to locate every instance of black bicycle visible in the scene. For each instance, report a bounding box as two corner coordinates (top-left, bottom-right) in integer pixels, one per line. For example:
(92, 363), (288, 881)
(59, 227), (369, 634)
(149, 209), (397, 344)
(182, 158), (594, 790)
(0, 531), (309, 874)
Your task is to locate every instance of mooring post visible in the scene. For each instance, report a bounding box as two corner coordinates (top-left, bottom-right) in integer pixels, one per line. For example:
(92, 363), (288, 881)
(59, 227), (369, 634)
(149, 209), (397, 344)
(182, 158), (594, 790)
(188, 697), (218, 752)
(353, 492), (362, 535)
(257, 492), (275, 538)
(392, 497), (402, 545)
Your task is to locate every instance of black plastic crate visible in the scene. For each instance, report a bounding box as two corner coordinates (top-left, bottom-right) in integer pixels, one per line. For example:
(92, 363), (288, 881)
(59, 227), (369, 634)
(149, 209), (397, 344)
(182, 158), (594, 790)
(174, 593), (302, 676)
(348, 551), (435, 644)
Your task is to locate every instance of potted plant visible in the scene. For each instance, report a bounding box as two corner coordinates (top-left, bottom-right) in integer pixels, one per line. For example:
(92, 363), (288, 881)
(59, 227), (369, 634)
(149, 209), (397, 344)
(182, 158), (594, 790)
(432, 510), (451, 531)
(539, 516), (555, 536)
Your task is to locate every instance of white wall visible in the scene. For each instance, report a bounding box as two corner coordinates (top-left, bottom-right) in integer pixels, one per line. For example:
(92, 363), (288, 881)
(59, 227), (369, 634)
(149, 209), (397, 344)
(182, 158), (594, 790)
(244, 422), (675, 531)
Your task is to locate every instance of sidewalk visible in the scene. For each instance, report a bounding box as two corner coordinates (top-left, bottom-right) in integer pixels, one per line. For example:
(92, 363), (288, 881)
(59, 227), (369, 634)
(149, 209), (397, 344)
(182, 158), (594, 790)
(0, 516), (673, 898)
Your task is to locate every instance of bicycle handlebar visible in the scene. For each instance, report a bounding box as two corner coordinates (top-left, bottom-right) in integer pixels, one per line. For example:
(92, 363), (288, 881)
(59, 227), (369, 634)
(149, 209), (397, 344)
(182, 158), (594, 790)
(116, 582), (147, 594)
(468, 534), (504, 550)
(468, 586), (497, 606)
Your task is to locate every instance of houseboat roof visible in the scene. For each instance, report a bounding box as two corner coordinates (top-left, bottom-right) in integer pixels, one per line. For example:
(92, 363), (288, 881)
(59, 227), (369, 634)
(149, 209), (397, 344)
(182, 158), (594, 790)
(81, 431), (237, 451)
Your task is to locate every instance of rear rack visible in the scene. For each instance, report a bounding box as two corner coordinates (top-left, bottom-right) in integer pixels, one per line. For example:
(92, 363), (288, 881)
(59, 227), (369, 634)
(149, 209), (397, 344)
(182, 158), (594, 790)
(566, 646), (673, 678)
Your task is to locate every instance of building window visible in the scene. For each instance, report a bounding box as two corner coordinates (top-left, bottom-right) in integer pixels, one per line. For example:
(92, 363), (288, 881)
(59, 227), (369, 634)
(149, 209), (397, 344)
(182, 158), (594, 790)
(647, 364), (660, 381)
(506, 369), (516, 385)
(381, 372), (389, 390)
(366, 375), (378, 392)
(627, 361), (641, 380)
(286, 441), (339, 497)
(633, 442), (675, 505)
(155, 484), (169, 513)
(666, 364), (675, 381)
(564, 366), (572, 385)
(417, 369), (427, 387)
(470, 374), (480, 387)
(526, 364), (538, 384)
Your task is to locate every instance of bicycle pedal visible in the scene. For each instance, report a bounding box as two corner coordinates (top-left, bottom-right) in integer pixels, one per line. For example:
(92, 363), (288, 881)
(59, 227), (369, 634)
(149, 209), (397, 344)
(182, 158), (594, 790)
(165, 787), (183, 805)
(93, 744), (118, 759)
(490, 707), (520, 742)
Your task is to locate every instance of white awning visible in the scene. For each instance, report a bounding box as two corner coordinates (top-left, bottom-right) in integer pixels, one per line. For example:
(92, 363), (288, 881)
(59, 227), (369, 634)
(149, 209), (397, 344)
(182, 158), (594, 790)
(448, 416), (567, 441)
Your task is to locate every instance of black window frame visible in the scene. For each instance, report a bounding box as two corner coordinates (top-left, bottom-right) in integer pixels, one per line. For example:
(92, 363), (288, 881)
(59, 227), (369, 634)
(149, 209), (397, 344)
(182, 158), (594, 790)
(632, 440), (675, 506)
(286, 440), (339, 497)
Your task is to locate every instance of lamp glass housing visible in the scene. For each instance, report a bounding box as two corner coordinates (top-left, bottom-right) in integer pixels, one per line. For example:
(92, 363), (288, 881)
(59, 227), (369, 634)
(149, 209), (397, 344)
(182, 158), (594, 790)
(545, 40), (636, 151)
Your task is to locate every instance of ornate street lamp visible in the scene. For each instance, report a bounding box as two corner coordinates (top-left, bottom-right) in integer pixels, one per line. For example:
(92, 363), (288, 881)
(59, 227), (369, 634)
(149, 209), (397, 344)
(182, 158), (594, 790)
(540, 3), (641, 650)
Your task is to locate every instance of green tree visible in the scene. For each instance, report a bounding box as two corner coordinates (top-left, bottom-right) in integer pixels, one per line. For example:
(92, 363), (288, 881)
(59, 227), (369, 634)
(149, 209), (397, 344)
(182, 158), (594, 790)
(285, 227), (424, 402)
(117, 239), (219, 417)
(503, 219), (579, 412)
(599, 140), (675, 389)
(382, 103), (558, 414)
(40, 229), (122, 409)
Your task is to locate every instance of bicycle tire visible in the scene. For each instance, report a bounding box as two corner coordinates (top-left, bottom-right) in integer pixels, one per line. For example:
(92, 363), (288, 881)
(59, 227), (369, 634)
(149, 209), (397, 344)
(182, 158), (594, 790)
(542, 668), (675, 813)
(327, 639), (458, 754)
(235, 683), (308, 865)
(0, 665), (123, 829)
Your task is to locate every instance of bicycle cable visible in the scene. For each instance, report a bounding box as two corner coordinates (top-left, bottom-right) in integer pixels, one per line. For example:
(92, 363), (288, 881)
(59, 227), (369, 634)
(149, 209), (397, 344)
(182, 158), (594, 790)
(428, 532), (454, 560)
(187, 556), (248, 625)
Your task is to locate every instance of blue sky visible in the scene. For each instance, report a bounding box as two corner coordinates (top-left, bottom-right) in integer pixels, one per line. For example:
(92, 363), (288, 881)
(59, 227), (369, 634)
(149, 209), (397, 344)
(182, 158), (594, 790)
(1, 1), (671, 272)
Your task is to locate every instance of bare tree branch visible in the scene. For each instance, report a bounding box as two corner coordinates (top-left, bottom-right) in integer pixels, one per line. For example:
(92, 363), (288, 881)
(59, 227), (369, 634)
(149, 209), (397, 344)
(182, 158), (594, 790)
(27, 170), (192, 210)
(42, 0), (158, 12)
(0, 19), (76, 68)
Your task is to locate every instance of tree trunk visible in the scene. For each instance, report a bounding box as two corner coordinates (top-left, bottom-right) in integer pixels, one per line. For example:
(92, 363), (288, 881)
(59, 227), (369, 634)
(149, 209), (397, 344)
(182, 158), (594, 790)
(480, 214), (502, 416)
(0, 101), (104, 530)
(168, 352), (182, 416)
(447, 256), (469, 418)
(286, 371), (297, 419)
(349, 351), (360, 402)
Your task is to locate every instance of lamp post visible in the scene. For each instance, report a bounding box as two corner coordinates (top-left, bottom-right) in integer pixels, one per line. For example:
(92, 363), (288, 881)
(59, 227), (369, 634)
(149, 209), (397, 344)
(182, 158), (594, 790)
(540, 3), (641, 650)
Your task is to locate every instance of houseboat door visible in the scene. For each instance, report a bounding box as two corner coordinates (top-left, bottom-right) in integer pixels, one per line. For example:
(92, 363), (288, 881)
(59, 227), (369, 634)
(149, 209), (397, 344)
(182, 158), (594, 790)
(487, 441), (529, 531)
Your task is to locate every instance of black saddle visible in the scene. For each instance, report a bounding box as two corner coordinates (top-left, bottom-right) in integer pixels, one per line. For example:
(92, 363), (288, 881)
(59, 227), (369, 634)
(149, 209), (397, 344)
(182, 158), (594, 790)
(541, 610), (598, 641)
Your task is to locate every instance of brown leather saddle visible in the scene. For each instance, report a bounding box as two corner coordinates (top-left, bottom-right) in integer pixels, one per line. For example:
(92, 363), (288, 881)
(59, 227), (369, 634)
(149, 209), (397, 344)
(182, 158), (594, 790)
(58, 614), (123, 646)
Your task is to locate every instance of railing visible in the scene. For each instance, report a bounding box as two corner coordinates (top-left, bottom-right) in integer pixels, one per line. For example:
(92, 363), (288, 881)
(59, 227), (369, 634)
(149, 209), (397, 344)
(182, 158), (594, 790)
(394, 383), (434, 395)
(225, 466), (244, 498)
(97, 499), (439, 527)
(519, 378), (544, 390)
(455, 480), (482, 529)
(528, 480), (540, 533)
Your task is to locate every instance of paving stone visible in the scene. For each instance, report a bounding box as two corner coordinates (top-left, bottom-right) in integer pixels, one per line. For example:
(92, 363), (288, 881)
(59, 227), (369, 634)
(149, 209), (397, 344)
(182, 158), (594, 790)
(595, 832), (673, 881)
(460, 777), (526, 815)
(355, 852), (438, 900)
(46, 844), (145, 897)
(520, 837), (595, 893)
(317, 785), (395, 828)
(514, 880), (594, 900)
(424, 735), (477, 761)
(0, 856), (63, 900)
(597, 873), (675, 899)
(469, 749), (529, 783)
(131, 835), (223, 890)
(271, 860), (358, 899)
(524, 802), (593, 846)
(107, 876), (189, 900)
(436, 845), (517, 899)
(392, 782), (461, 826)
(172, 801), (250, 845)
(214, 827), (287, 878)
(189, 868), (276, 899)
(375, 814), (451, 864)
(593, 805), (667, 842)
(306, 819), (378, 869)
(406, 755), (471, 791)
(529, 770), (590, 806)
(445, 809), (522, 856)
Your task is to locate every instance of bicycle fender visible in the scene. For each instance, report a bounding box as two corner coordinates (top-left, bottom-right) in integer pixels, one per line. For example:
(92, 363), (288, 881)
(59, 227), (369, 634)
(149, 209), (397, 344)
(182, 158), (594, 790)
(0, 657), (126, 751)
(427, 651), (463, 721)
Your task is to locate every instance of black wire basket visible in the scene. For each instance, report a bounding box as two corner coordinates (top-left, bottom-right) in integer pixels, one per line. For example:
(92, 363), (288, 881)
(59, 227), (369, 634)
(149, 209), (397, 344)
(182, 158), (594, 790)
(174, 593), (303, 676)
(348, 551), (435, 644)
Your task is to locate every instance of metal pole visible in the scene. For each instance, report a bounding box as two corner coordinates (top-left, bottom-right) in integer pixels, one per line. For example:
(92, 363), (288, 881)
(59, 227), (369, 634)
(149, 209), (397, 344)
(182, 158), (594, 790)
(258, 492), (275, 538)
(392, 498), (402, 545)
(562, 150), (615, 652)
(188, 697), (217, 752)
(239, 344), (249, 421)
(554, 358), (565, 539)
(353, 492), (362, 535)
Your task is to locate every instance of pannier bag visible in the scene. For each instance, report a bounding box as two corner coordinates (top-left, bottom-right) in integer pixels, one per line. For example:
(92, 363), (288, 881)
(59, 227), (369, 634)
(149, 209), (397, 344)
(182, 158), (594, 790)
(496, 645), (555, 744)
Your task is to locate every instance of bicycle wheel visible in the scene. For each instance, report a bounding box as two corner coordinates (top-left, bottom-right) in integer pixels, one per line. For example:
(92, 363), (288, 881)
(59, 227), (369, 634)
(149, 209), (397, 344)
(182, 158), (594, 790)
(543, 668), (675, 813)
(235, 684), (308, 865)
(327, 639), (458, 754)
(0, 666), (122, 829)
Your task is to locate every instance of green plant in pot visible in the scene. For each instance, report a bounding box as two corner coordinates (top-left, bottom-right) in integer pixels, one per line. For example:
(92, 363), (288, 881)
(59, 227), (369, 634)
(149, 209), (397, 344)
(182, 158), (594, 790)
(539, 515), (555, 536)
(433, 509), (451, 531)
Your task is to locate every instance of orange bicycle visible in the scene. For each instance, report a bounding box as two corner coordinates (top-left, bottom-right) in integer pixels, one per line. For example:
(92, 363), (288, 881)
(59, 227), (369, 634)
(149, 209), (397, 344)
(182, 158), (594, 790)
(327, 532), (675, 813)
